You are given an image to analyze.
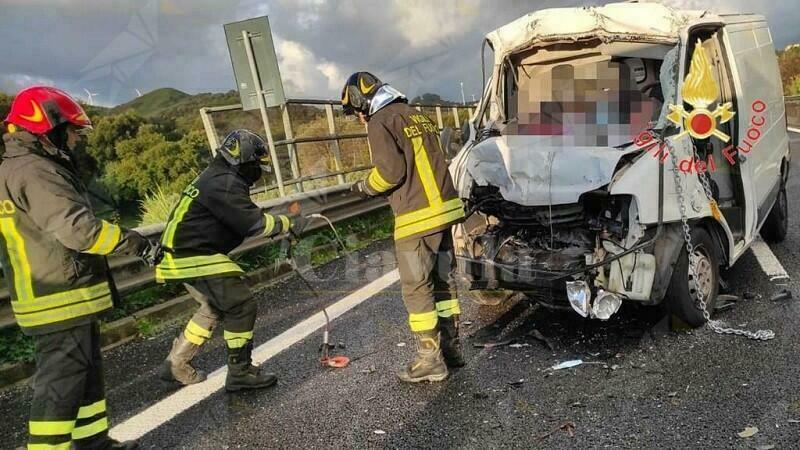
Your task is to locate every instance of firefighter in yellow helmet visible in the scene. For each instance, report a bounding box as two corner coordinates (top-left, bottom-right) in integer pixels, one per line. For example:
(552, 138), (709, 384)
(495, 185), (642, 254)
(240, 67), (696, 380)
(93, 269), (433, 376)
(1, 86), (160, 449)
(342, 72), (466, 383)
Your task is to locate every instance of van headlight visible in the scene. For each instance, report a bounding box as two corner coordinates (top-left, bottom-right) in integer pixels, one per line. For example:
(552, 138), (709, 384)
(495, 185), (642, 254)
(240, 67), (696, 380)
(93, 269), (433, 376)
(591, 290), (622, 320)
(566, 281), (591, 318)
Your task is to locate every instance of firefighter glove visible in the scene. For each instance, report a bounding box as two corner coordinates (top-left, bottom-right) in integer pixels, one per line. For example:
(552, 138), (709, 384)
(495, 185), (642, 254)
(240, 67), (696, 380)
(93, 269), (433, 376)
(350, 180), (370, 199)
(138, 237), (166, 267)
(289, 215), (310, 238)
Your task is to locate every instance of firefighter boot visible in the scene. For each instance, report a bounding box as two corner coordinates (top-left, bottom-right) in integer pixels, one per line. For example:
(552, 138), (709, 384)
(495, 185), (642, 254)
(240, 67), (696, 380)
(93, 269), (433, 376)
(396, 330), (449, 383)
(438, 315), (465, 368)
(225, 341), (277, 392)
(159, 334), (207, 385)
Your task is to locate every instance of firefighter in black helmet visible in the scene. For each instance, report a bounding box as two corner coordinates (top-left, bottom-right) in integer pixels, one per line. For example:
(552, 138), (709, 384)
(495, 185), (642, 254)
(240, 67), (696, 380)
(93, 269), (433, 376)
(342, 72), (466, 383)
(157, 129), (307, 391)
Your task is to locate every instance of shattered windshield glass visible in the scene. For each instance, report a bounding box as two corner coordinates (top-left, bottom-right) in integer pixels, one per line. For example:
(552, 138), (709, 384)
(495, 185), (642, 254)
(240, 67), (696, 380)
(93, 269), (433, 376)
(503, 56), (664, 147)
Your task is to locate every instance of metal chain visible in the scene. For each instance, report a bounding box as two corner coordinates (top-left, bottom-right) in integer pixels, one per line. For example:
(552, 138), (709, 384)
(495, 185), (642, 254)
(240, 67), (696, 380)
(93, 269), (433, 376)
(666, 138), (774, 340)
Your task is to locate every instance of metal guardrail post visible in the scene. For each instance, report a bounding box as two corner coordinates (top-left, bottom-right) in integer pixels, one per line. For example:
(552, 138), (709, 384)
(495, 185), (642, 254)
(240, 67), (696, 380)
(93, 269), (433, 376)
(324, 104), (347, 185)
(435, 106), (444, 130)
(242, 29), (286, 197)
(282, 104), (303, 192)
(200, 107), (220, 156)
(452, 107), (460, 128)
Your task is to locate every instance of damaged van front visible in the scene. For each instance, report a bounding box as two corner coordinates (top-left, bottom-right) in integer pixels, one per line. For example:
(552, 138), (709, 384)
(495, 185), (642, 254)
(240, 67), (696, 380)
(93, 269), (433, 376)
(451, 2), (790, 325)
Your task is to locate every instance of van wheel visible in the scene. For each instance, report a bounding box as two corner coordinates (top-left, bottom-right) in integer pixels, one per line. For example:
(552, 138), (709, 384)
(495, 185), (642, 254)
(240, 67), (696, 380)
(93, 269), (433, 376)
(760, 184), (788, 243)
(471, 289), (512, 306)
(665, 227), (720, 328)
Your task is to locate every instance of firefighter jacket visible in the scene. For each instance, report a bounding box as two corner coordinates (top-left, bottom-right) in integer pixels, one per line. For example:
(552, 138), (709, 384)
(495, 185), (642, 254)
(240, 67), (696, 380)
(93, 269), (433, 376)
(362, 102), (465, 241)
(156, 157), (290, 282)
(0, 131), (147, 335)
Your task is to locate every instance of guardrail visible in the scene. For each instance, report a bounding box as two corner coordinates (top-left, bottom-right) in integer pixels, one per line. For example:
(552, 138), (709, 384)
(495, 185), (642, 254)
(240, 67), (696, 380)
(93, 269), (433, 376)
(0, 186), (387, 330)
(785, 95), (800, 128)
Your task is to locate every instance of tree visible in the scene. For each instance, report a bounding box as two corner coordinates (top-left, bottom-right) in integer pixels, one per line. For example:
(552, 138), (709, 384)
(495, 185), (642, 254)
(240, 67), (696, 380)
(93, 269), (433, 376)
(87, 111), (147, 167)
(103, 125), (209, 200)
(0, 93), (12, 155)
(410, 93), (458, 105)
(778, 45), (800, 95)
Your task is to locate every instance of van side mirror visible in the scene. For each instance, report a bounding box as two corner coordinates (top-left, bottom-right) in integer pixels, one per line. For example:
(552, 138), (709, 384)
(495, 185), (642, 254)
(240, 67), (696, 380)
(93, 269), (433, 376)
(439, 127), (462, 162)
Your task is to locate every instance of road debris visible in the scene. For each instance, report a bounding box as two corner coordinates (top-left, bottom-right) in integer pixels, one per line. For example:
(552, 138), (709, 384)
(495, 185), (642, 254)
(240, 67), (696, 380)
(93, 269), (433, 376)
(770, 288), (793, 302)
(552, 360), (583, 370)
(537, 421), (576, 441)
(754, 445), (775, 450)
(396, 342), (406, 347)
(737, 426), (759, 438)
(509, 343), (531, 348)
(508, 378), (526, 386)
(373, 430), (386, 435)
(715, 294), (739, 312)
(473, 392), (490, 400)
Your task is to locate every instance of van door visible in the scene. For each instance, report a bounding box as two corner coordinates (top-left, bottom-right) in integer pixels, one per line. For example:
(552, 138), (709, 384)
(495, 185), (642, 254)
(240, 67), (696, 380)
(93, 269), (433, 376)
(678, 23), (755, 249)
(720, 22), (785, 239)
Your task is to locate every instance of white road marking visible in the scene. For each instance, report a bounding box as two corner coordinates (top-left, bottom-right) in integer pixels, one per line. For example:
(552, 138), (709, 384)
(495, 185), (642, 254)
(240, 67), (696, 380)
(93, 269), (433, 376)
(749, 238), (790, 283)
(110, 269), (400, 441)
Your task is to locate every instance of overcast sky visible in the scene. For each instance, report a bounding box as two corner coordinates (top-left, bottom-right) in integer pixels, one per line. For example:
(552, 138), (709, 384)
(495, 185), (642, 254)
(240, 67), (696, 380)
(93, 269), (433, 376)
(1, 0), (798, 106)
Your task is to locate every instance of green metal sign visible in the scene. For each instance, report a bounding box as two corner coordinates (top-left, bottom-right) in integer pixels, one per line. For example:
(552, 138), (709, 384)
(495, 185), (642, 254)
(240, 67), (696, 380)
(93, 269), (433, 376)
(224, 16), (285, 110)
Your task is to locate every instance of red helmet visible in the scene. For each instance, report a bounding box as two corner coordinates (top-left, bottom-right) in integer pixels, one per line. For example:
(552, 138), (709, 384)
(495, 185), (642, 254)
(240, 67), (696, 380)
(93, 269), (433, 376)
(4, 86), (92, 135)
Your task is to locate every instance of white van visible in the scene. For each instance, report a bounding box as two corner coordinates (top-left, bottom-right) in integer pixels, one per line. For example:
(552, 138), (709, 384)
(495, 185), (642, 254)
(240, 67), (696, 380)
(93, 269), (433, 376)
(450, 2), (790, 326)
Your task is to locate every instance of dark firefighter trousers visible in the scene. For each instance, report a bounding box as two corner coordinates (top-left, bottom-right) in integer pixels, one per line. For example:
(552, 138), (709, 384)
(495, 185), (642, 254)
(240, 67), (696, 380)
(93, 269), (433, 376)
(395, 229), (461, 332)
(28, 321), (110, 450)
(179, 275), (256, 350)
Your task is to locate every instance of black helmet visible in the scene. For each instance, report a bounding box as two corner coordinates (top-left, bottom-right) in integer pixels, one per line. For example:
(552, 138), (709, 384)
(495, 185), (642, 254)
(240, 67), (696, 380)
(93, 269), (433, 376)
(218, 129), (269, 168)
(341, 72), (382, 116)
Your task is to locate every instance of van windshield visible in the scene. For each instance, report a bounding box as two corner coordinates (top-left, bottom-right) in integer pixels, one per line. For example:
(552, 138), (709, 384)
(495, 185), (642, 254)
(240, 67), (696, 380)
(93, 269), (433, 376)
(502, 56), (663, 147)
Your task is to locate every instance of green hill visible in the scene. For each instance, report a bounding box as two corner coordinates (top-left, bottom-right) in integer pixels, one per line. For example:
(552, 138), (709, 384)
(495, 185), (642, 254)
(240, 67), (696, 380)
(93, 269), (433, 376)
(110, 87), (190, 117)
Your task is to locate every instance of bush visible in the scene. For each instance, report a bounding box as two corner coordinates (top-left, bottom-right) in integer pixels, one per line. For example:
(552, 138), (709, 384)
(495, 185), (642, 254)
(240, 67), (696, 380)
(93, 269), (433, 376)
(139, 185), (181, 226)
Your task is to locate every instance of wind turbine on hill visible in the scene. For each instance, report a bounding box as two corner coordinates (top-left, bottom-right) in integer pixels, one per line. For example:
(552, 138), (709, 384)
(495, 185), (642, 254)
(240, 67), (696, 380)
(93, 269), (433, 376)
(84, 89), (98, 106)
(135, 88), (143, 97)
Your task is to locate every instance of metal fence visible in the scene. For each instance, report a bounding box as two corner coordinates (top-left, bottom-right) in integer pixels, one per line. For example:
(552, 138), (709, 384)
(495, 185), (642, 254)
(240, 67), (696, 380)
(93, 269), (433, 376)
(785, 95), (800, 128)
(199, 99), (477, 197)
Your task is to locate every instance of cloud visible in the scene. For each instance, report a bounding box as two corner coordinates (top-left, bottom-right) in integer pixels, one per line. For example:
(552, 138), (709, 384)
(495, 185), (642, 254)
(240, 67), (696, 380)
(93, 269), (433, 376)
(1, 0), (798, 106)
(275, 39), (345, 98)
(390, 0), (480, 49)
(0, 74), (55, 94)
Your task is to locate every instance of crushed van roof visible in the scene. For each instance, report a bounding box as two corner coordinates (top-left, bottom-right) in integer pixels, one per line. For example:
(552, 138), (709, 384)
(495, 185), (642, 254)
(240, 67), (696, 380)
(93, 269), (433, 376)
(485, 2), (708, 65)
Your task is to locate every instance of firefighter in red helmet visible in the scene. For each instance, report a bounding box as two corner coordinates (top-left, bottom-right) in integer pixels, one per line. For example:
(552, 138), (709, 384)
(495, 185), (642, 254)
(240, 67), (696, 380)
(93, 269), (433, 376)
(1, 86), (161, 450)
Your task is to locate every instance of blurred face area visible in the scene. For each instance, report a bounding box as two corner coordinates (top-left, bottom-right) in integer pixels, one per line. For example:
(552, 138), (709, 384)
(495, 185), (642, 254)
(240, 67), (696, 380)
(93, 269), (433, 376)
(508, 59), (659, 147)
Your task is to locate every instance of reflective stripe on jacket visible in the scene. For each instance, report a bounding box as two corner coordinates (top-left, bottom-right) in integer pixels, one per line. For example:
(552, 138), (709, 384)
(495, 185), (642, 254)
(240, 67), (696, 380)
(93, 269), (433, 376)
(0, 131), (143, 335)
(156, 158), (290, 282)
(362, 102), (464, 240)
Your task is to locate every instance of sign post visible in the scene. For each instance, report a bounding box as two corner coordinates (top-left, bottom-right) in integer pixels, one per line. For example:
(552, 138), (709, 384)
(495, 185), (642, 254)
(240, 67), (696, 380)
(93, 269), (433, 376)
(224, 17), (287, 196)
